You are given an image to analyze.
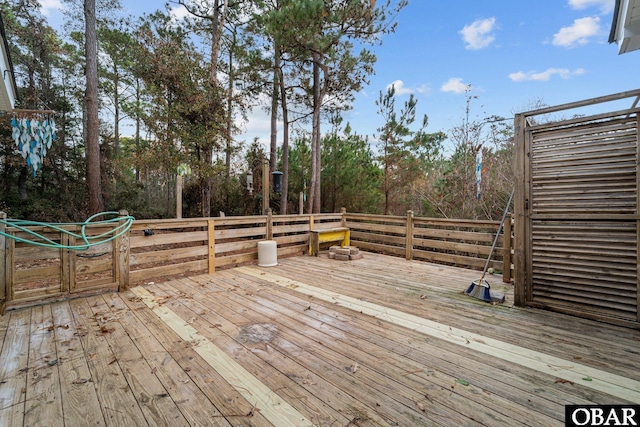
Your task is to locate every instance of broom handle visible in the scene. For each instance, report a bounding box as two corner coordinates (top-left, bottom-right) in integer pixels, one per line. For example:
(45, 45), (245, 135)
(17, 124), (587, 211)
(480, 190), (514, 281)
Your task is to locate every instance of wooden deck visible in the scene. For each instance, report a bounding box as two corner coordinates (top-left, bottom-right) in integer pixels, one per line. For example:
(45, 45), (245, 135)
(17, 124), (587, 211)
(0, 252), (638, 426)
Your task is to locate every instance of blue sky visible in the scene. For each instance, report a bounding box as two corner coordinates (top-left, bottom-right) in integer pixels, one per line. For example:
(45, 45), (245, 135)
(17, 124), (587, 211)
(38, 0), (637, 152)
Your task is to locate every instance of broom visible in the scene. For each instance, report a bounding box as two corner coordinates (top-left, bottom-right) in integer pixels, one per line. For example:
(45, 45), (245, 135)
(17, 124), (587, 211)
(465, 190), (514, 303)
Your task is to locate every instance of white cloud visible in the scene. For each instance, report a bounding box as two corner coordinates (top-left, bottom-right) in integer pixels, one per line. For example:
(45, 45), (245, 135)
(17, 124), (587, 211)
(39, 0), (63, 16)
(553, 16), (601, 47)
(169, 4), (191, 21)
(568, 0), (615, 14)
(386, 80), (413, 95)
(508, 68), (586, 82)
(385, 80), (431, 96)
(440, 78), (470, 94)
(415, 84), (430, 94)
(460, 17), (497, 50)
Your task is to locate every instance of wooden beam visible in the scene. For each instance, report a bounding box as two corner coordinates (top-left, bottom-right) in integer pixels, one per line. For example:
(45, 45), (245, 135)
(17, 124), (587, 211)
(0, 212), (5, 315)
(116, 210), (130, 292)
(130, 286), (314, 427)
(637, 118), (640, 323)
(503, 213), (512, 283)
(208, 220), (215, 274)
(405, 210), (413, 260)
(513, 114), (527, 306)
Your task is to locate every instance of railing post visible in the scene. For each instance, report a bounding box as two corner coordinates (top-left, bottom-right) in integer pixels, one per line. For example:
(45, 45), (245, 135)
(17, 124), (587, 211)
(116, 210), (130, 292)
(0, 212), (6, 315)
(405, 210), (414, 260)
(299, 192), (304, 215)
(340, 207), (347, 227)
(262, 158), (269, 215)
(266, 208), (273, 240)
(503, 213), (512, 283)
(208, 219), (215, 274)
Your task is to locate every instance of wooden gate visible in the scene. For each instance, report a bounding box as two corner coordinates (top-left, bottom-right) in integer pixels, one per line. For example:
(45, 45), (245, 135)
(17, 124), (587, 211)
(514, 89), (640, 328)
(0, 221), (124, 312)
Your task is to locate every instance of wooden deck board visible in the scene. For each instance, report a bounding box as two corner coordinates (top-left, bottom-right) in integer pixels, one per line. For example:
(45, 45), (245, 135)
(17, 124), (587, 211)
(1, 252), (639, 426)
(50, 301), (105, 427)
(24, 304), (64, 427)
(68, 297), (149, 426)
(0, 309), (30, 427)
(193, 271), (552, 427)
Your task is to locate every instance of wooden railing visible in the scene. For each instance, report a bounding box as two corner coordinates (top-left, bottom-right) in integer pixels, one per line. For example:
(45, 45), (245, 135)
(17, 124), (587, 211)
(347, 211), (513, 275)
(0, 210), (511, 312)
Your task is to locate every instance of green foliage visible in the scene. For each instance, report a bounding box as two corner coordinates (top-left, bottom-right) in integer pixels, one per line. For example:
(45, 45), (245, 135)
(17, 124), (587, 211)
(0, 0), (518, 223)
(376, 86), (445, 215)
(322, 120), (382, 213)
(430, 95), (515, 220)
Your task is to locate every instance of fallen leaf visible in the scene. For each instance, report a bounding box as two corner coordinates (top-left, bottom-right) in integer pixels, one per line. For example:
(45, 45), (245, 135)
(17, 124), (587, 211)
(456, 379), (469, 386)
(108, 358), (117, 365)
(151, 367), (157, 374)
(582, 377), (592, 381)
(88, 354), (97, 362)
(416, 402), (425, 412)
(419, 295), (427, 299)
(72, 378), (88, 384)
(424, 394), (434, 404)
(99, 326), (114, 334)
(554, 378), (574, 385)
(349, 362), (359, 374)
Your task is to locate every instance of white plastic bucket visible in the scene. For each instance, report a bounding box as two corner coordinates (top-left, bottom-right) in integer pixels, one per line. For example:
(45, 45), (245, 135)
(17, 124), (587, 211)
(257, 240), (277, 267)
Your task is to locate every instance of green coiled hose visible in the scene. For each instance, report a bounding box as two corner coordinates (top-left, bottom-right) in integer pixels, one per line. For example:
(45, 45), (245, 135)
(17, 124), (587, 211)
(0, 211), (135, 250)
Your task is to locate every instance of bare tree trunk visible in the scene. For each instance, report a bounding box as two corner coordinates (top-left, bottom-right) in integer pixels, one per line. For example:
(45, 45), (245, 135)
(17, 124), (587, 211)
(225, 30), (235, 208)
(278, 61), (289, 215)
(202, 147), (212, 217)
(85, 0), (104, 214)
(135, 79), (141, 182)
(209, 0), (226, 79)
(269, 44), (279, 184)
(308, 53), (322, 214)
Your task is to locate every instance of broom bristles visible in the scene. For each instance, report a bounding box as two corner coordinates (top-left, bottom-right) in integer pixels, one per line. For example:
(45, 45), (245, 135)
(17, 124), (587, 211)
(465, 279), (492, 303)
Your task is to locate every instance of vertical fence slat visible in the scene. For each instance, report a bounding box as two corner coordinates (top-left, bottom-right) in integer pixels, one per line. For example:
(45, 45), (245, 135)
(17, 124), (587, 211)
(68, 234), (77, 293)
(116, 210), (130, 291)
(503, 213), (512, 283)
(208, 219), (215, 274)
(405, 210), (413, 260)
(0, 212), (6, 315)
(514, 113), (527, 306)
(61, 232), (70, 293)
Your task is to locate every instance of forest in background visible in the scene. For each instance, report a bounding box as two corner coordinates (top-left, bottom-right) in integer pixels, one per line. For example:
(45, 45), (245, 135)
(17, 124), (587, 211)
(0, 0), (516, 222)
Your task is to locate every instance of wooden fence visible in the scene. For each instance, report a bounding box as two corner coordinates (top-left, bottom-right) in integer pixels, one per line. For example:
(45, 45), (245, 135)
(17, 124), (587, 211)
(0, 210), (512, 312)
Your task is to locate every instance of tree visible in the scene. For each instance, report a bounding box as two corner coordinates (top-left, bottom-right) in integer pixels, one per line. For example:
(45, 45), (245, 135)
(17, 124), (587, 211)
(322, 116), (382, 213)
(84, 0), (104, 214)
(261, 0), (407, 213)
(376, 86), (444, 215)
(430, 92), (515, 220)
(134, 11), (225, 217)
